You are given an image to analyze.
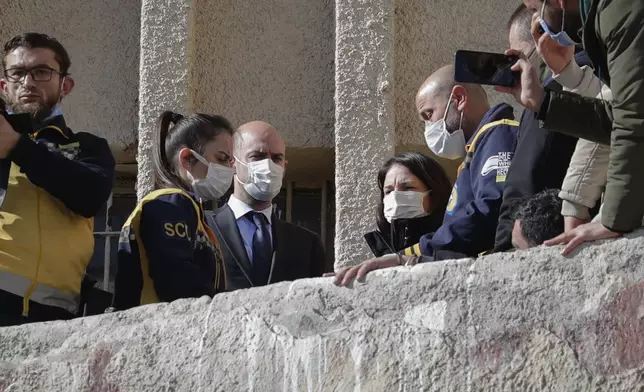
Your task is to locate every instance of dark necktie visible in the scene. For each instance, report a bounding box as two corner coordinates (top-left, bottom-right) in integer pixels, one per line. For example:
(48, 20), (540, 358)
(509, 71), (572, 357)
(250, 212), (272, 286)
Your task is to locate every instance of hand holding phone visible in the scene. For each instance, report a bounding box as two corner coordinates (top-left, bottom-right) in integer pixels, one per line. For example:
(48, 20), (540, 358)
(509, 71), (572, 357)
(2, 112), (32, 135)
(454, 50), (519, 87)
(494, 49), (545, 113)
(530, 13), (575, 75)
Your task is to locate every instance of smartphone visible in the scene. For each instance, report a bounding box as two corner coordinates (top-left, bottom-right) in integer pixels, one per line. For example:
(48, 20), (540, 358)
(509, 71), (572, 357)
(2, 112), (32, 134)
(454, 50), (519, 87)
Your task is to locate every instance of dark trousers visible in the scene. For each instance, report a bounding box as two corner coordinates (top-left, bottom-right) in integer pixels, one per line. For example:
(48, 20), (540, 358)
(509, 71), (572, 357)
(0, 289), (74, 327)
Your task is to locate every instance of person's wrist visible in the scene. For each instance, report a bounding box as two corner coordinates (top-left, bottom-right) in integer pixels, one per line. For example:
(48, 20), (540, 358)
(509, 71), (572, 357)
(552, 59), (573, 76)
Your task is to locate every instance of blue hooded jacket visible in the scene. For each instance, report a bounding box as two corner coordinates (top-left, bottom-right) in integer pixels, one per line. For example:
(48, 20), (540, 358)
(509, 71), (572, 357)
(402, 103), (518, 258)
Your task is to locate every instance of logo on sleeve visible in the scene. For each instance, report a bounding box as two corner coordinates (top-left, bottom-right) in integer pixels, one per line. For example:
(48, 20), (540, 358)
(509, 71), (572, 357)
(480, 155), (499, 176)
(36, 140), (81, 160)
(446, 185), (458, 215)
(496, 151), (513, 182)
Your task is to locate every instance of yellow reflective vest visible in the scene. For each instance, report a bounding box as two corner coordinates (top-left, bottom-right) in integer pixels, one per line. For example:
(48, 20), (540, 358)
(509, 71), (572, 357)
(113, 188), (226, 309)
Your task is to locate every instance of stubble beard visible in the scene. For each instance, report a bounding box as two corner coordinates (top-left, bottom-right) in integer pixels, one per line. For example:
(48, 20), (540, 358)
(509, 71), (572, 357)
(7, 96), (58, 124)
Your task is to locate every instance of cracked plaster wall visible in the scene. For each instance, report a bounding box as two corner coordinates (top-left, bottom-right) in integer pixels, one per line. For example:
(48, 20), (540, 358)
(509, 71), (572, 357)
(2, 233), (644, 391)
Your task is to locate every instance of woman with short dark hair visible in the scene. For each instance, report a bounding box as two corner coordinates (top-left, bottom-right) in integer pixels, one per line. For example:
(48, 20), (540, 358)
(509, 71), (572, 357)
(364, 152), (452, 257)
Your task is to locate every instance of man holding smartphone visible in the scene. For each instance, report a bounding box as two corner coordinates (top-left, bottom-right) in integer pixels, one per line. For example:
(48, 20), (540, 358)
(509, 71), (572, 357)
(0, 33), (115, 325)
(494, 3), (594, 252)
(498, 0), (644, 254)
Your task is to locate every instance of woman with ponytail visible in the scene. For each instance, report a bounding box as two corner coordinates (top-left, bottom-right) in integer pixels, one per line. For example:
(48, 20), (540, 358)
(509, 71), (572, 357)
(113, 111), (234, 310)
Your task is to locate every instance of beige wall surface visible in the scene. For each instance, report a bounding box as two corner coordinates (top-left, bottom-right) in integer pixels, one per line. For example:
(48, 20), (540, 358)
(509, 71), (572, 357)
(190, 0), (335, 149)
(394, 0), (518, 147)
(136, 0), (192, 198)
(0, 0), (141, 164)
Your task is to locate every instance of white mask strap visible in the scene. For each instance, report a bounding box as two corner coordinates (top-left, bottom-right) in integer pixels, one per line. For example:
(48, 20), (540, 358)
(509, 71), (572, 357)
(190, 149), (209, 166)
(442, 92), (455, 122)
(234, 156), (249, 168)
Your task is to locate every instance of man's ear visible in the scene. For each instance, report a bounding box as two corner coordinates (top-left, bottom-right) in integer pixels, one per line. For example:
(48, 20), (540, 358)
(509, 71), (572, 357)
(60, 76), (74, 99)
(452, 85), (468, 112)
(0, 79), (7, 95)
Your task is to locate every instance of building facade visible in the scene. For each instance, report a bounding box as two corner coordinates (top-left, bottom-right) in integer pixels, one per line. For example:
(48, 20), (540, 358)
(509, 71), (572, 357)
(1, 0), (514, 285)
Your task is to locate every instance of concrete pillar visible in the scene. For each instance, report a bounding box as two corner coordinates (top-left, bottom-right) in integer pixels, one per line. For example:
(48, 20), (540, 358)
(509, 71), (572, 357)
(334, 0), (396, 269)
(136, 0), (192, 199)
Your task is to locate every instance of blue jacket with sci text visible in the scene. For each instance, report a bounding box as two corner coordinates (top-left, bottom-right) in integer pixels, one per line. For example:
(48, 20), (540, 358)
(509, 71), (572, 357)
(402, 103), (519, 258)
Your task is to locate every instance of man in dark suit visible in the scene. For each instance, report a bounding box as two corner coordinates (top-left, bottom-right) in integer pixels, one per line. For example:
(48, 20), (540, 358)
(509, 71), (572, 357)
(208, 121), (327, 291)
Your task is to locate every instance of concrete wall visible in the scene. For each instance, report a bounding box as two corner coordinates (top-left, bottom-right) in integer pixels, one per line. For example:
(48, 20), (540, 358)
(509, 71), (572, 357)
(334, 0), (397, 268)
(189, 0), (335, 183)
(190, 0), (335, 149)
(136, 0), (192, 199)
(2, 234), (644, 391)
(0, 0), (141, 164)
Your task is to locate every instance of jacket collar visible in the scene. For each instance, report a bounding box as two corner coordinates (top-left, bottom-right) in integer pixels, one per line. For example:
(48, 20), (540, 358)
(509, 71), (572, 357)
(32, 114), (74, 140)
(581, 0), (608, 85)
(469, 103), (515, 143)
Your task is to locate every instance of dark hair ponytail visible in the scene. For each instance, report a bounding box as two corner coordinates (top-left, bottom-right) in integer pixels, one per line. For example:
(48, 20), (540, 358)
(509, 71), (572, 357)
(152, 111), (234, 191)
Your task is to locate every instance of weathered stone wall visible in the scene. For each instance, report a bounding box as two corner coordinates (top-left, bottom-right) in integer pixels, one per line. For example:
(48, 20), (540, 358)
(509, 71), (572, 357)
(189, 0), (336, 184)
(0, 0), (141, 164)
(2, 236), (644, 391)
(190, 0), (335, 150)
(135, 0), (191, 199)
(334, 0), (396, 268)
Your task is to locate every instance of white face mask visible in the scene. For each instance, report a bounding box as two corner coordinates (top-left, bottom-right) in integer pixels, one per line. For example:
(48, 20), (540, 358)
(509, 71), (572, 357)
(235, 157), (284, 201)
(187, 150), (234, 201)
(383, 190), (430, 223)
(424, 93), (466, 160)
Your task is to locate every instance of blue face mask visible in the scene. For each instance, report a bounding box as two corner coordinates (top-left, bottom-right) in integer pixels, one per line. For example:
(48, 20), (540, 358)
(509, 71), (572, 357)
(538, 1), (578, 47)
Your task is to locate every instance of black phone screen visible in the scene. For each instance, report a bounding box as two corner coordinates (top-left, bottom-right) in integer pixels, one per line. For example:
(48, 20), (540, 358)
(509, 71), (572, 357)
(454, 50), (519, 87)
(2, 112), (33, 134)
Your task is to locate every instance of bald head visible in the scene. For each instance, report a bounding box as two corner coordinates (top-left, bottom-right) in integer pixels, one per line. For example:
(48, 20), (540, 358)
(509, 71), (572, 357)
(234, 121), (286, 156)
(415, 65), (490, 140)
(416, 65), (456, 103)
(233, 120), (287, 205)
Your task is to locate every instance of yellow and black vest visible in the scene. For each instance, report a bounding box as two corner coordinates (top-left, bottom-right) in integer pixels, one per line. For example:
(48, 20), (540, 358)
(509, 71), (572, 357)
(114, 188), (226, 309)
(0, 124), (95, 316)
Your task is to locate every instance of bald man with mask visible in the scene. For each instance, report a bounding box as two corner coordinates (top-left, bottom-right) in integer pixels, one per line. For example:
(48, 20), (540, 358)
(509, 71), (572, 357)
(208, 121), (327, 291)
(333, 65), (519, 286)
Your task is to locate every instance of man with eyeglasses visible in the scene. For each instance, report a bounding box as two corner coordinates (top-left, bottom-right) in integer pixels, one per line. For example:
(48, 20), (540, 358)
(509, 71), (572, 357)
(0, 33), (115, 325)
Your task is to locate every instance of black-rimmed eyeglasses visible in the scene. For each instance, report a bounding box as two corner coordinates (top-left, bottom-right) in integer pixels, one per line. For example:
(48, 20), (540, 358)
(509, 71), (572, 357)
(3, 66), (66, 83)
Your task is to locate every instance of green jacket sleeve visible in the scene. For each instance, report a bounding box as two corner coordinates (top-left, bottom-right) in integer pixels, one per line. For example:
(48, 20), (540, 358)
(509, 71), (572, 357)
(597, 0), (644, 232)
(540, 90), (612, 146)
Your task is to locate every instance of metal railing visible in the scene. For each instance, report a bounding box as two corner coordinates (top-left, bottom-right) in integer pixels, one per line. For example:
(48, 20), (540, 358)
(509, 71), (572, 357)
(93, 231), (120, 291)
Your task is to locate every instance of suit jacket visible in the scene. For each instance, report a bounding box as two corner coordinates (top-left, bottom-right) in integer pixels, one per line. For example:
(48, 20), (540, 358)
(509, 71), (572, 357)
(207, 204), (327, 291)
